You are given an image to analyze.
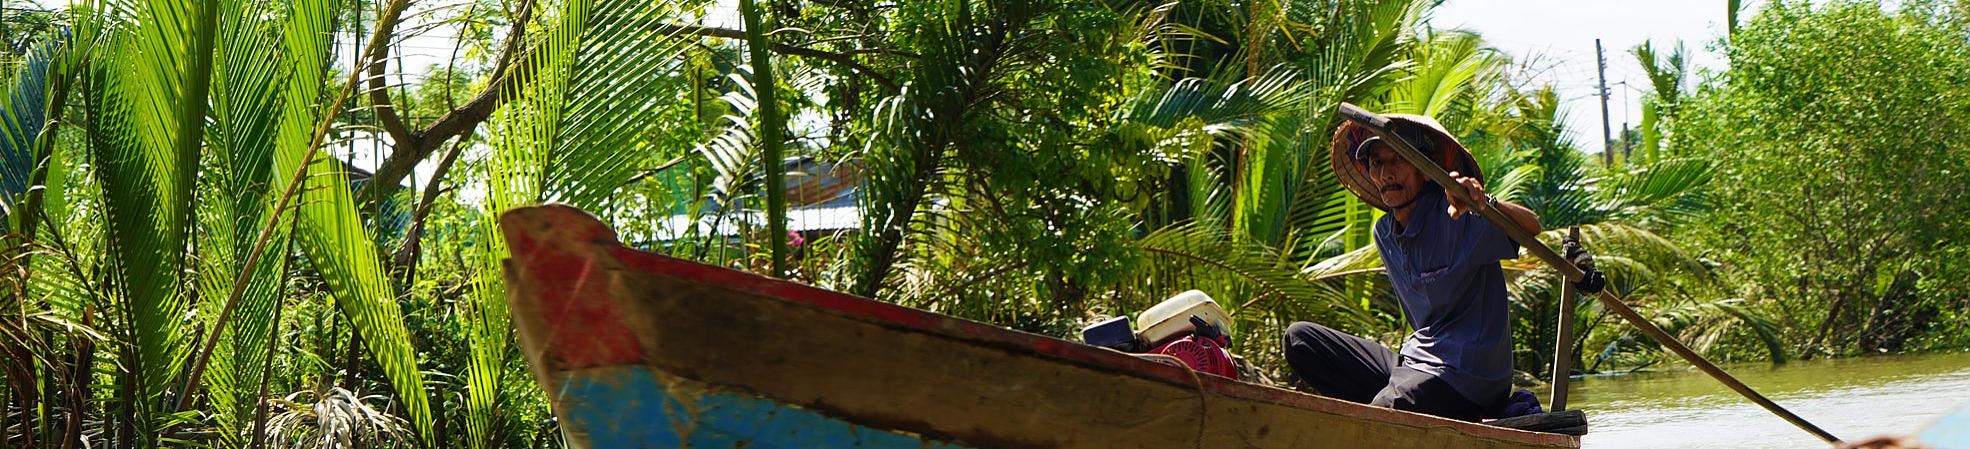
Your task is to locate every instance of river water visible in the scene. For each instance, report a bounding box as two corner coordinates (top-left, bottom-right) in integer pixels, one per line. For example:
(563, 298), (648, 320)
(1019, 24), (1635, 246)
(1565, 350), (1970, 448)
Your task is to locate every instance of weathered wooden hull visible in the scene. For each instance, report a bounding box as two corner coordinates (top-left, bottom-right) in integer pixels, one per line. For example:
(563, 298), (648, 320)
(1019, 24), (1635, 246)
(501, 204), (1580, 449)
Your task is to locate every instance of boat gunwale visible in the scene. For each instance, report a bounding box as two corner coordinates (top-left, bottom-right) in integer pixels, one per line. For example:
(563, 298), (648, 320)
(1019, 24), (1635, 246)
(601, 241), (1577, 447)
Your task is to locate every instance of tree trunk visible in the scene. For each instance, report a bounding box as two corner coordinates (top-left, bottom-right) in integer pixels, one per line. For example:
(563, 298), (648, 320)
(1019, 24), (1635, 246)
(1856, 292), (1891, 353)
(1802, 294), (1845, 360)
(337, 328), (363, 388)
(1, 383), (11, 448)
(65, 322), (94, 449)
(115, 368), (134, 449)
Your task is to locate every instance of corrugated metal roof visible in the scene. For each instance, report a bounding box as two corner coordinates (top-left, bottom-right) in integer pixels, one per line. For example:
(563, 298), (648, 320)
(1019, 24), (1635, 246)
(656, 157), (864, 240)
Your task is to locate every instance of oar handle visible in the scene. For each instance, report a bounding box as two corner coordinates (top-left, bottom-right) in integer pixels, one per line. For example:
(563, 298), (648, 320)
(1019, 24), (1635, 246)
(1336, 103), (1841, 445)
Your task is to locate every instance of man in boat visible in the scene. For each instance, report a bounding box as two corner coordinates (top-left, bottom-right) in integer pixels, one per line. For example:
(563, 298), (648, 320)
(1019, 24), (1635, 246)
(1281, 115), (1548, 422)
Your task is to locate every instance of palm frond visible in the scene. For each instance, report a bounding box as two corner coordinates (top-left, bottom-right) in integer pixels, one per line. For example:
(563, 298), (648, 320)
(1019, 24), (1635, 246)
(1296, 0), (1425, 110)
(1111, 66), (1305, 233)
(1485, 163), (1539, 204)
(462, 219), (512, 449)
(1507, 222), (1712, 291)
(1511, 86), (1604, 227)
(539, 0), (705, 210)
(1232, 106), (1322, 246)
(1138, 221), (1365, 326)
(475, 0), (706, 446)
(0, 36), (59, 217)
(83, 0), (219, 437)
(1125, 66), (1305, 136)
(697, 71), (762, 210)
(1234, 0), (1430, 263)
(1632, 40), (1688, 161)
(1463, 117), (1536, 202)
(1728, 0), (1745, 38)
(1596, 157), (1713, 226)
(1387, 30), (1493, 118)
(0, 32), (93, 376)
(267, 0), (435, 443)
(1632, 40), (1687, 106)
(1302, 242), (1381, 278)
(262, 386), (415, 449)
(199, 0), (300, 441)
(849, 0), (1046, 298)
(1650, 298), (1787, 363)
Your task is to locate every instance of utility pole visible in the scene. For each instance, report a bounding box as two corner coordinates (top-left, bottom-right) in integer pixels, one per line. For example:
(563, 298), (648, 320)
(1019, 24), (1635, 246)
(1595, 39), (1614, 168)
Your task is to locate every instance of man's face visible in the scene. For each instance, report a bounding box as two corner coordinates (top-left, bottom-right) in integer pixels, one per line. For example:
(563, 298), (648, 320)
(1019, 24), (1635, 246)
(1362, 143), (1425, 207)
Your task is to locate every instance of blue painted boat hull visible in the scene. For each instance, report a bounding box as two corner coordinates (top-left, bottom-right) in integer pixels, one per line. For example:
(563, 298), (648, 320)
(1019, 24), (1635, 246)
(554, 366), (971, 449)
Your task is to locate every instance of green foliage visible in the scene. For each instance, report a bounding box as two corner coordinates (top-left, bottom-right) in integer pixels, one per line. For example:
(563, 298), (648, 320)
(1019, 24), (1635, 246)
(82, 0), (218, 441)
(199, 0), (295, 442)
(1631, 40), (1688, 163)
(1675, 0), (1970, 359)
(473, 0), (705, 446)
(277, 8), (438, 447)
(847, 0), (1160, 311)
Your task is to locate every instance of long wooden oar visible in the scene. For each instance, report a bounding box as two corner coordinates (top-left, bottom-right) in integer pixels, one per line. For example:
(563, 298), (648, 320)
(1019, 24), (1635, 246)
(1336, 103), (1841, 445)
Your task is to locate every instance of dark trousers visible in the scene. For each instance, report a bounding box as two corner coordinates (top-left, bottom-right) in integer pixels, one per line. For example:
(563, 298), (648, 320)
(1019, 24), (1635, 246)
(1282, 321), (1488, 421)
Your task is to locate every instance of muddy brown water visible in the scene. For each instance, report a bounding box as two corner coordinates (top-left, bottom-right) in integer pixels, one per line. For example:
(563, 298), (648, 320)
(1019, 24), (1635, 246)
(1563, 350), (1970, 448)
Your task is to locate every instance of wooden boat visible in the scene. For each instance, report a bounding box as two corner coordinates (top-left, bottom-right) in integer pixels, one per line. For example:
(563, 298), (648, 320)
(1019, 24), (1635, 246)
(500, 204), (1581, 449)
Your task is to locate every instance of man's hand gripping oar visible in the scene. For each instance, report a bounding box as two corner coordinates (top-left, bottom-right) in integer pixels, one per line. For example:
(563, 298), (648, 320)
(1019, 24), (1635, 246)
(1336, 103), (1843, 445)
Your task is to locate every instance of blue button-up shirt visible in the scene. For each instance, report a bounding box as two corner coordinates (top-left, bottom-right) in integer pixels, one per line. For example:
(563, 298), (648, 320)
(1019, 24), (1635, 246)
(1374, 189), (1520, 405)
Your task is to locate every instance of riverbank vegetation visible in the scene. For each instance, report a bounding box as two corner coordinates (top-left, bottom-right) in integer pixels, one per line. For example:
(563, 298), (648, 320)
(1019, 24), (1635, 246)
(0, 0), (1964, 446)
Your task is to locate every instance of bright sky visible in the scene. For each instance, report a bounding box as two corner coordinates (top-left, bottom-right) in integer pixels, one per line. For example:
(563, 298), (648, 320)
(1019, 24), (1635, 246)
(1429, 0), (1750, 154)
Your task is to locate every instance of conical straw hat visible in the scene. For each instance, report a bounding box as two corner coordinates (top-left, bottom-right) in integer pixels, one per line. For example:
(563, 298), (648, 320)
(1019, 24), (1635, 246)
(1328, 114), (1484, 211)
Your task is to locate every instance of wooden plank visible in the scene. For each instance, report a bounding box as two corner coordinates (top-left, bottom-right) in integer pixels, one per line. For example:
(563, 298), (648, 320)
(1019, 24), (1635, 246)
(1549, 227), (1581, 412)
(1545, 425), (1588, 437)
(1488, 410), (1586, 433)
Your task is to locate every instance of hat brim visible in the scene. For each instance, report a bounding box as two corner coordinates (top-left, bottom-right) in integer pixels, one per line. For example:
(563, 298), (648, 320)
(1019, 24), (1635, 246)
(1329, 114), (1484, 212)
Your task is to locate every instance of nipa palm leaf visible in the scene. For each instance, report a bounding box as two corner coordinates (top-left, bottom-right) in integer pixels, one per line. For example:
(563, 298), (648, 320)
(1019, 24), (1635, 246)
(698, 70), (762, 212)
(198, 0), (299, 442)
(0, 32), (96, 334)
(268, 0), (437, 443)
(0, 35), (58, 218)
(82, 0), (219, 439)
(473, 0), (705, 446)
(849, 0), (1043, 298)
(1596, 157), (1713, 226)
(1137, 220), (1366, 328)
(1387, 30), (1490, 118)
(1246, 0), (1426, 262)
